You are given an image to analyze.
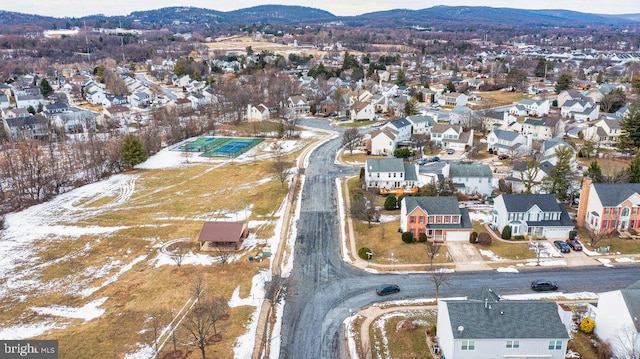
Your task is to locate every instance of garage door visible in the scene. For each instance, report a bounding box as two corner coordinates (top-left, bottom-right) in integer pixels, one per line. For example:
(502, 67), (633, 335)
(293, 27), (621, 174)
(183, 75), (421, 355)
(446, 231), (470, 241)
(543, 227), (571, 239)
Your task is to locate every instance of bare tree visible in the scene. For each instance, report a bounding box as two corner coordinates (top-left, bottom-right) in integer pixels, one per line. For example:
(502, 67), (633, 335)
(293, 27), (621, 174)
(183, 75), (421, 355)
(431, 268), (451, 301)
(181, 295), (229, 359)
(530, 240), (546, 266)
(350, 190), (381, 227)
(425, 240), (442, 270)
(170, 246), (188, 268)
(270, 151), (292, 188)
(612, 324), (640, 359)
(215, 246), (235, 270)
(342, 127), (362, 155)
(520, 159), (540, 194)
(143, 310), (167, 358)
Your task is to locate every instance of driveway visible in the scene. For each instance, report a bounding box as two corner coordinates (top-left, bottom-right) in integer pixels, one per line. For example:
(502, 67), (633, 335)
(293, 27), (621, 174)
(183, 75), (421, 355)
(446, 241), (492, 271)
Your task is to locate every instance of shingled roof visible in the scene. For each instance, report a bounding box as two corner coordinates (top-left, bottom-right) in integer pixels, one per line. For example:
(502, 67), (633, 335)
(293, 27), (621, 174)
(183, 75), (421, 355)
(592, 183), (640, 207)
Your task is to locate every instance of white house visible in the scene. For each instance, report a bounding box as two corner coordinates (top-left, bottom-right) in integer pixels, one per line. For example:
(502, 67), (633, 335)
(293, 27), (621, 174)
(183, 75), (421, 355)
(582, 119), (621, 145)
(437, 287), (570, 359)
(449, 163), (493, 197)
(491, 194), (574, 239)
(286, 95), (310, 115)
(518, 99), (550, 117)
(486, 129), (529, 155)
(438, 92), (468, 107)
(591, 281), (640, 359)
(0, 95), (10, 109)
(561, 99), (599, 121)
(350, 100), (375, 121)
(406, 114), (437, 135)
(522, 117), (564, 141)
(369, 127), (399, 156)
(449, 105), (474, 126)
(364, 158), (419, 192)
(430, 124), (473, 150)
(246, 104), (270, 122)
(14, 93), (45, 109)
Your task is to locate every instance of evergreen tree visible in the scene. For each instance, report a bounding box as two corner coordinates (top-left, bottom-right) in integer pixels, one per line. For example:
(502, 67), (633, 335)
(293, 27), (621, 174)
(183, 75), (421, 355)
(542, 146), (574, 201)
(122, 134), (147, 168)
(404, 98), (419, 116)
(395, 69), (407, 86)
(445, 81), (456, 93)
(534, 58), (553, 78)
(39, 78), (53, 96)
(554, 73), (573, 93)
(628, 153), (640, 183)
(617, 103), (640, 153)
(585, 161), (603, 183)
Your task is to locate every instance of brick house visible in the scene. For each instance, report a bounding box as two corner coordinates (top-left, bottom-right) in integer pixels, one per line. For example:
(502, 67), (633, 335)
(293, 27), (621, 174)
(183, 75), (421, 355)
(577, 178), (640, 234)
(400, 196), (472, 242)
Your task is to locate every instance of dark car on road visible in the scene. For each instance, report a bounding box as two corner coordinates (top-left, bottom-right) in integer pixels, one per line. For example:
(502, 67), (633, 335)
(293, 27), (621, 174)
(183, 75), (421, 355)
(498, 154), (509, 160)
(531, 280), (559, 291)
(376, 284), (400, 296)
(429, 156), (440, 162)
(566, 239), (583, 251)
(554, 240), (571, 253)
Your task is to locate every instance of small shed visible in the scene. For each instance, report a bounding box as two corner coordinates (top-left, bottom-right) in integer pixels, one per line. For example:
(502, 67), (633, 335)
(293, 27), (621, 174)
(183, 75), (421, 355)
(197, 221), (249, 251)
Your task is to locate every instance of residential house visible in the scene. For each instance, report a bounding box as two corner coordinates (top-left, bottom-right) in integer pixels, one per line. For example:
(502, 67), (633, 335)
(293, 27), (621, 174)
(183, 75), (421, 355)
(449, 105), (474, 126)
(438, 92), (468, 107)
(482, 110), (517, 131)
(518, 99), (551, 117)
(582, 119), (621, 145)
(370, 94), (388, 113)
(430, 124), (473, 151)
(382, 118), (413, 143)
(0, 95), (10, 109)
(540, 138), (576, 169)
(400, 196), (473, 241)
(87, 90), (107, 105)
(197, 221), (249, 251)
(364, 158), (419, 194)
(577, 178), (640, 234)
(561, 100), (599, 121)
(557, 89), (589, 107)
(102, 95), (128, 108)
(522, 117), (564, 141)
(406, 114), (436, 135)
(508, 160), (555, 193)
(286, 95), (310, 115)
(174, 98), (193, 113)
(187, 93), (208, 109)
(246, 104), (271, 122)
(486, 129), (529, 156)
(492, 194), (574, 239)
(437, 287), (570, 359)
(3, 114), (49, 141)
(368, 127), (399, 156)
(350, 100), (375, 121)
(449, 163), (493, 197)
(14, 93), (45, 110)
(103, 105), (131, 125)
(2, 108), (30, 119)
(590, 281), (640, 359)
(51, 107), (97, 133)
(129, 91), (152, 108)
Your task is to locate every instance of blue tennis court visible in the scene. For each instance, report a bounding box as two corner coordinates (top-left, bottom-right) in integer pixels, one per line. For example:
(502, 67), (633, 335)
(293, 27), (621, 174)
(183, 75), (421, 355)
(202, 138), (263, 158)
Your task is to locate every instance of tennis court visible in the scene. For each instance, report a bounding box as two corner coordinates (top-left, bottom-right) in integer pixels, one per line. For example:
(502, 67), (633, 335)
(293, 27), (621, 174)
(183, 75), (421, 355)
(176, 137), (263, 158)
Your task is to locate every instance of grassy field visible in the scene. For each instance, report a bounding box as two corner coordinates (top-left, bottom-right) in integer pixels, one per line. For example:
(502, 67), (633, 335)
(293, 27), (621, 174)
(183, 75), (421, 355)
(370, 310), (436, 359)
(0, 140), (308, 358)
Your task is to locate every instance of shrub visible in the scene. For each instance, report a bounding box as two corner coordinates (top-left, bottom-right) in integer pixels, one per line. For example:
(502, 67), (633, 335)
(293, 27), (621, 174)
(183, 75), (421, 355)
(477, 233), (492, 245)
(513, 235), (525, 240)
(501, 226), (512, 239)
(418, 233), (427, 242)
(580, 317), (595, 334)
(569, 230), (577, 240)
(384, 195), (397, 210)
(488, 148), (494, 154)
(402, 232), (414, 243)
(358, 247), (373, 260)
(470, 231), (478, 243)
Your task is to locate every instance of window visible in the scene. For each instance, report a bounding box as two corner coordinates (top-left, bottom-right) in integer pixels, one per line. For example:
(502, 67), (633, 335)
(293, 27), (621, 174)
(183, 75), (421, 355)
(603, 220), (608, 228)
(419, 216), (424, 224)
(410, 216), (415, 223)
(604, 208), (608, 215)
(437, 216), (442, 223)
(506, 340), (520, 348)
(462, 340), (475, 350)
(428, 216), (434, 224)
(393, 173), (396, 178)
(445, 216), (450, 223)
(548, 340), (562, 350)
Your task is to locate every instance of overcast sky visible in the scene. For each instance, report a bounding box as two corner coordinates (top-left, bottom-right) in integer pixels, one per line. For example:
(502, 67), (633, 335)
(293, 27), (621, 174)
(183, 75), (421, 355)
(2, 1), (639, 18)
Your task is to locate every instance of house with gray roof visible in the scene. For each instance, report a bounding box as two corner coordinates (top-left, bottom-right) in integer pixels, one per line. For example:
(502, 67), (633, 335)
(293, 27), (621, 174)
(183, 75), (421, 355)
(437, 287), (570, 359)
(449, 163), (493, 197)
(364, 158), (418, 193)
(3, 114), (49, 141)
(449, 105), (474, 126)
(591, 281), (640, 359)
(0, 94), (10, 109)
(406, 114), (436, 135)
(522, 117), (564, 141)
(400, 196), (472, 241)
(577, 178), (640, 235)
(582, 119), (621, 145)
(431, 124), (473, 151)
(492, 194), (574, 239)
(486, 129), (529, 156)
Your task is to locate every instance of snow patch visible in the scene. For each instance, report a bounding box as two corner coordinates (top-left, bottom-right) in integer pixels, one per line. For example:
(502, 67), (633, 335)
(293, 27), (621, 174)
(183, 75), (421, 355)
(496, 266), (519, 273)
(479, 249), (506, 261)
(232, 271), (270, 359)
(32, 297), (108, 321)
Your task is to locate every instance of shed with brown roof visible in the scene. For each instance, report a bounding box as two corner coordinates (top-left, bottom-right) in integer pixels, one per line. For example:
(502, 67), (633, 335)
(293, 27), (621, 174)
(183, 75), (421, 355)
(197, 221), (249, 251)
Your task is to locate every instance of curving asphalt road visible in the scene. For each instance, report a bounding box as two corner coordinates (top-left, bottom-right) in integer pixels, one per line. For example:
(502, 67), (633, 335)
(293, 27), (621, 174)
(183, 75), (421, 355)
(279, 118), (640, 359)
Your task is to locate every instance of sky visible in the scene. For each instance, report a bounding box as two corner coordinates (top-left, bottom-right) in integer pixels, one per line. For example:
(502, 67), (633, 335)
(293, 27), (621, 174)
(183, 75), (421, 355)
(2, 1), (639, 18)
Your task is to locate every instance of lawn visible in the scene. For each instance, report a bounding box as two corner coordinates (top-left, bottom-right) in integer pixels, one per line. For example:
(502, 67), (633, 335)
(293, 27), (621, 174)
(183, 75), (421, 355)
(370, 310), (436, 359)
(0, 143), (299, 358)
(338, 119), (378, 128)
(576, 155), (631, 176)
(473, 221), (537, 260)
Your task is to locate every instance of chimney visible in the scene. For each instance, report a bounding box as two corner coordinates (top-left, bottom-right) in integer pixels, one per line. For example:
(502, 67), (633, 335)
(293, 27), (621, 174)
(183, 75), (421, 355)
(577, 177), (593, 228)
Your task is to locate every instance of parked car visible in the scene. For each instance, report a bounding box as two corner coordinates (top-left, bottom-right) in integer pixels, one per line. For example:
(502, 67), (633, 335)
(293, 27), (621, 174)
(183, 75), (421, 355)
(429, 156), (440, 162)
(531, 280), (558, 291)
(554, 240), (571, 253)
(566, 239), (583, 251)
(417, 158), (427, 165)
(376, 284), (400, 296)
(498, 154), (509, 160)
(446, 149), (455, 155)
